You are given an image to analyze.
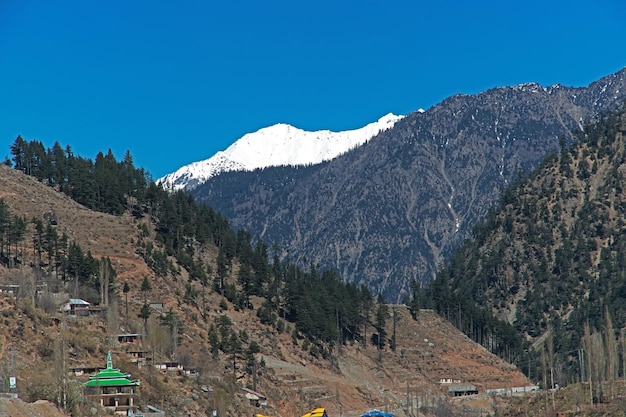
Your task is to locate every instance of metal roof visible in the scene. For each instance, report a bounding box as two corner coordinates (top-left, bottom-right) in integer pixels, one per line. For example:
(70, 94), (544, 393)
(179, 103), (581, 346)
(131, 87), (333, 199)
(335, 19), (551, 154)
(84, 351), (140, 388)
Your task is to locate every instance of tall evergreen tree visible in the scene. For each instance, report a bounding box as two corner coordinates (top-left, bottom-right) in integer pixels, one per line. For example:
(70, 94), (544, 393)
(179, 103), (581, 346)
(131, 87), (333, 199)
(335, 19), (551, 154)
(141, 277), (152, 303)
(374, 294), (388, 354)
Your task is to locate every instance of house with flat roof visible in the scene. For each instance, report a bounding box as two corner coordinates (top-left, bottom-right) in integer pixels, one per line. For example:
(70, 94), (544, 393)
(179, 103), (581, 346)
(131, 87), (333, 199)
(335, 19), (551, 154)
(448, 384), (478, 397)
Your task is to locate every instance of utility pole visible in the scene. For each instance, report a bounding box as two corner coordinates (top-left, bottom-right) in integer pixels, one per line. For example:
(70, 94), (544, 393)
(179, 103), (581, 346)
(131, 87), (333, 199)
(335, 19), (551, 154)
(2, 359), (7, 393)
(252, 360), (257, 392)
(9, 350), (16, 394)
(62, 317), (67, 412)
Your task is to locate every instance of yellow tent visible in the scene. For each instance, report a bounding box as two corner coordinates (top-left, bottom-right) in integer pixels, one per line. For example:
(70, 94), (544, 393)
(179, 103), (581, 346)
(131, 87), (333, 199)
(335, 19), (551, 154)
(300, 408), (328, 417)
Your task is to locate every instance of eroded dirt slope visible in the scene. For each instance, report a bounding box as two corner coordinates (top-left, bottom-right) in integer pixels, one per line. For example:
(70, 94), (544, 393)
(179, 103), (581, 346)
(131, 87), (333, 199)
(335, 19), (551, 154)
(0, 397), (69, 417)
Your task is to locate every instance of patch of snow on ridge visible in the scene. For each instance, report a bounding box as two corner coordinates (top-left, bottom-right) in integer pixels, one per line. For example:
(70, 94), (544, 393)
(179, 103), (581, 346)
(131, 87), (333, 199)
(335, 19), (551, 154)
(158, 113), (404, 191)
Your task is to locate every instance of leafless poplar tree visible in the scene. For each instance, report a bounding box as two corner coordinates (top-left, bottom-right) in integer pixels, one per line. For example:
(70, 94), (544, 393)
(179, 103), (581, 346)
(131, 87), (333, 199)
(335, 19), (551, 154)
(546, 325), (555, 390)
(619, 327), (626, 379)
(99, 256), (114, 306)
(546, 327), (556, 410)
(582, 323), (593, 405)
(583, 323), (607, 403)
(604, 307), (618, 400)
(107, 300), (120, 347)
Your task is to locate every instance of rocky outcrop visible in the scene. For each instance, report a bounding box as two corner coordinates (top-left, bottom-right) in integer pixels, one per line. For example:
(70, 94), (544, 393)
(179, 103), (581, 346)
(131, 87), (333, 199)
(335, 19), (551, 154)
(193, 68), (626, 301)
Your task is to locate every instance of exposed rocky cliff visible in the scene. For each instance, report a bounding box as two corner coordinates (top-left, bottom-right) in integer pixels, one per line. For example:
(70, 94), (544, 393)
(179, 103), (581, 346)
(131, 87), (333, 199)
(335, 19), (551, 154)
(192, 68), (626, 301)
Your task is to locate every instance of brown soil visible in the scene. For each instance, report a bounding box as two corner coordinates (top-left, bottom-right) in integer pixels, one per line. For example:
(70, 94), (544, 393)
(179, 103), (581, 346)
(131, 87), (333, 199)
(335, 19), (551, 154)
(248, 307), (529, 417)
(0, 397), (69, 417)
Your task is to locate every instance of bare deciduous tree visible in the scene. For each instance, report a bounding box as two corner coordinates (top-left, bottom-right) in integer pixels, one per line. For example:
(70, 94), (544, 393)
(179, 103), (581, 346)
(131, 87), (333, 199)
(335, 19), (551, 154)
(107, 300), (120, 347)
(99, 256), (115, 306)
(604, 308), (618, 401)
(619, 327), (626, 379)
(148, 319), (170, 361)
(7, 269), (37, 304)
(546, 326), (556, 410)
(583, 322), (607, 404)
(37, 292), (57, 314)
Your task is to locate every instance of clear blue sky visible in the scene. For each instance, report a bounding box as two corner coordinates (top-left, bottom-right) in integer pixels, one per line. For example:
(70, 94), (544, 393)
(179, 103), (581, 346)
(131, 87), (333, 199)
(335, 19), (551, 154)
(1, 0), (625, 179)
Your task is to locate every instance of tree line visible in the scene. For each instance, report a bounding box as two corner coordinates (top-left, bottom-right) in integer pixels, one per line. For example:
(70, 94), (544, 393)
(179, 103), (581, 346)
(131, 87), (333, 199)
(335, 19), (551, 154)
(5, 136), (395, 358)
(9, 136), (149, 216)
(0, 196), (117, 305)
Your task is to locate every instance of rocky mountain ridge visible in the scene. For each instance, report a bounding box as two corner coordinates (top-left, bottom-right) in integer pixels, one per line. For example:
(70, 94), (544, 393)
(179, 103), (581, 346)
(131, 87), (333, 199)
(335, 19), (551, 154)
(191, 67), (626, 301)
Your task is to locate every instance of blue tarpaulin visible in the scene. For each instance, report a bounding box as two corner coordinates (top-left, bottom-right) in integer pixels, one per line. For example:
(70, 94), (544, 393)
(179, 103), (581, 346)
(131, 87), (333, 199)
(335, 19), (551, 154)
(360, 410), (394, 417)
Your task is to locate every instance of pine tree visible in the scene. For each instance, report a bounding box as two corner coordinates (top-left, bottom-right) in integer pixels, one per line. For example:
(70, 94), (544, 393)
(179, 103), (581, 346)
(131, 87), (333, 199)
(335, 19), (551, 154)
(32, 217), (44, 266)
(141, 277), (152, 303)
(409, 279), (421, 318)
(374, 294), (388, 356)
(139, 303), (152, 338)
(44, 223), (59, 273)
(215, 249), (229, 295)
(123, 282), (130, 320)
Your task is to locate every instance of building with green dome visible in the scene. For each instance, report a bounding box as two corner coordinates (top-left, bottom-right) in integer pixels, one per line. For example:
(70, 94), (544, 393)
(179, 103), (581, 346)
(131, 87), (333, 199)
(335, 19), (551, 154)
(84, 351), (140, 415)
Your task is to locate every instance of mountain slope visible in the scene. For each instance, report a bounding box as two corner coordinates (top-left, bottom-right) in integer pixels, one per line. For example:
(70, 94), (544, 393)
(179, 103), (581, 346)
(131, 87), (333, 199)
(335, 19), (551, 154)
(0, 163), (530, 417)
(158, 113), (404, 191)
(191, 68), (626, 301)
(439, 107), (626, 344)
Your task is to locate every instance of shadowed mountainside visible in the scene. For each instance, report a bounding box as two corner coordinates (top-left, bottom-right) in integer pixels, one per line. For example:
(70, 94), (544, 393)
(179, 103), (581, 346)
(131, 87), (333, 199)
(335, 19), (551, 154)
(192, 68), (626, 301)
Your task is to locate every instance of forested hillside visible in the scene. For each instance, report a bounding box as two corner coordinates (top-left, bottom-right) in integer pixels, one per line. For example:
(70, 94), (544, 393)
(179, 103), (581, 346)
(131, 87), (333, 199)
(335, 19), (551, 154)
(430, 105), (626, 398)
(4, 137), (388, 353)
(0, 137), (534, 417)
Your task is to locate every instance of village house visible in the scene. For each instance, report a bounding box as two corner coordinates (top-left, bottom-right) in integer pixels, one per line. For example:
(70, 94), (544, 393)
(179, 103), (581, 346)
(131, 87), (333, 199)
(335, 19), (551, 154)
(126, 345), (151, 368)
(60, 298), (91, 316)
(154, 361), (184, 373)
(116, 333), (142, 344)
(438, 377), (461, 385)
(447, 384), (478, 397)
(83, 351), (140, 415)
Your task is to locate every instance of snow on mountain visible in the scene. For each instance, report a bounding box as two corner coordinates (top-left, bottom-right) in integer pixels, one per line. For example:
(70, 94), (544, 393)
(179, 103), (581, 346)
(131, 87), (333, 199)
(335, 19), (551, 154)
(158, 113), (404, 191)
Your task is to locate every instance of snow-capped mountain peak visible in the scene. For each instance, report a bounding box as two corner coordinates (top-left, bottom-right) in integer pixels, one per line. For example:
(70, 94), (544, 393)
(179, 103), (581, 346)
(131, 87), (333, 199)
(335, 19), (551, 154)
(158, 113), (404, 191)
